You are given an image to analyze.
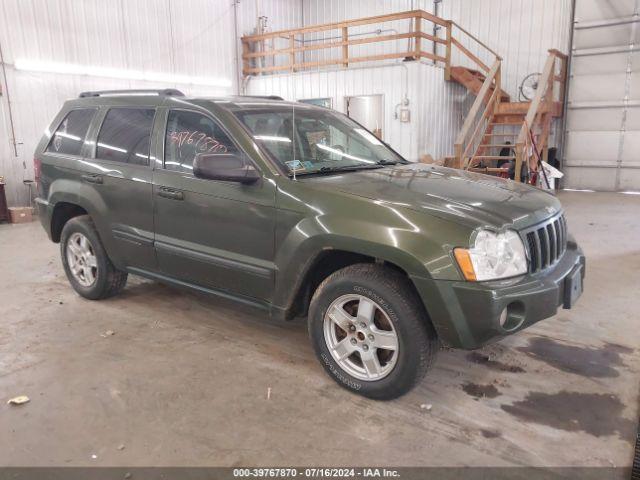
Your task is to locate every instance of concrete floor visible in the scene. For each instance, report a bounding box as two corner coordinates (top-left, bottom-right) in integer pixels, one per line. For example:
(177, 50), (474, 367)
(0, 191), (638, 468)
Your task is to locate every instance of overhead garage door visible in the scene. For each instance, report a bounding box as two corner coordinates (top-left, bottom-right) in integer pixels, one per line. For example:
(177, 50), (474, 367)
(564, 0), (640, 191)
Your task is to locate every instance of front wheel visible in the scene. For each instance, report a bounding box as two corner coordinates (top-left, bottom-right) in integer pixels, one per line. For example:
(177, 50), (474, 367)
(308, 264), (438, 400)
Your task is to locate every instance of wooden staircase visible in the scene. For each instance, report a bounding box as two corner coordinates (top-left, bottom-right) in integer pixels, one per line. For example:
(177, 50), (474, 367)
(450, 50), (568, 181)
(450, 66), (510, 103)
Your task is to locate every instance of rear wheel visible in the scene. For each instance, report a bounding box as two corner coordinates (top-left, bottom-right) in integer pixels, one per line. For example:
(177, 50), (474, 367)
(60, 215), (127, 300)
(308, 263), (438, 400)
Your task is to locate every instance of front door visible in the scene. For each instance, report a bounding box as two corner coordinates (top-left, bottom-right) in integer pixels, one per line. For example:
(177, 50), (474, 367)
(152, 108), (277, 302)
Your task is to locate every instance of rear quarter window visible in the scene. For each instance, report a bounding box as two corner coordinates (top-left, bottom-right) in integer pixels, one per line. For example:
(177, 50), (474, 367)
(46, 108), (96, 156)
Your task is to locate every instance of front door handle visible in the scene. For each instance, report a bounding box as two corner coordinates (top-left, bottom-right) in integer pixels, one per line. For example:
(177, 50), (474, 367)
(158, 188), (184, 201)
(82, 174), (103, 184)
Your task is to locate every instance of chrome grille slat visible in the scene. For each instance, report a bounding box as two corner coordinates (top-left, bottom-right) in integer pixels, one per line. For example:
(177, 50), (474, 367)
(526, 232), (540, 271)
(523, 214), (568, 273)
(546, 224), (556, 263)
(540, 227), (550, 268)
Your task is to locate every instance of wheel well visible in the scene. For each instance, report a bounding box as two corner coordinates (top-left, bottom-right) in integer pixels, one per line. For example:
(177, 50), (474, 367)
(287, 249), (421, 320)
(51, 202), (88, 242)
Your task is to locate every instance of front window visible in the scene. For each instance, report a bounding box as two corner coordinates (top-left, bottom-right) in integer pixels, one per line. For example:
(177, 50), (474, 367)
(164, 110), (239, 174)
(233, 106), (405, 175)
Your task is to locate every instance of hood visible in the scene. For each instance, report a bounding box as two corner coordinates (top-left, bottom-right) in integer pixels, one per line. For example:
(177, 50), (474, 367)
(299, 163), (561, 230)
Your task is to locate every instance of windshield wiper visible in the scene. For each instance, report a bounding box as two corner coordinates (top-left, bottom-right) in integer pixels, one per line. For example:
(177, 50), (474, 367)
(290, 164), (384, 177)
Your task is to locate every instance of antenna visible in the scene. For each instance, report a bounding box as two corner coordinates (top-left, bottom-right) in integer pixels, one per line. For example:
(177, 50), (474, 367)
(292, 81), (297, 181)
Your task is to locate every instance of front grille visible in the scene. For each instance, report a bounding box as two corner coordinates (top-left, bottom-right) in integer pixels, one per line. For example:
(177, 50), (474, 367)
(524, 214), (567, 273)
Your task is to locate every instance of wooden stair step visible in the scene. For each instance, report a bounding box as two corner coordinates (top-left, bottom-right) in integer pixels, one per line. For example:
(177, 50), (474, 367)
(493, 112), (526, 117)
(479, 144), (515, 148)
(484, 133), (518, 136)
(449, 66), (510, 102)
(495, 101), (531, 115)
(473, 155), (516, 160)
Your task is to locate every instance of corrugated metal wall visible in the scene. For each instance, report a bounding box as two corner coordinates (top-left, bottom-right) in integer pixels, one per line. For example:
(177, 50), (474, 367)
(0, 0), (301, 207)
(246, 61), (468, 161)
(300, 0), (435, 65)
(440, 0), (573, 99)
(298, 0), (573, 99)
(563, 0), (640, 191)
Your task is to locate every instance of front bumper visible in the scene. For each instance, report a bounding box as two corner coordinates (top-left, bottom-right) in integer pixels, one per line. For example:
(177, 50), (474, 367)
(411, 241), (586, 349)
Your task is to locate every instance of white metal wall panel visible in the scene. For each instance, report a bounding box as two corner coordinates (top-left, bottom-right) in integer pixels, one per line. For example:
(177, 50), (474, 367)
(564, 0), (640, 191)
(0, 0), (255, 207)
(298, 0), (572, 98)
(300, 0), (435, 66)
(236, 0), (304, 71)
(439, 0), (573, 99)
(238, 0), (303, 34)
(246, 61), (468, 161)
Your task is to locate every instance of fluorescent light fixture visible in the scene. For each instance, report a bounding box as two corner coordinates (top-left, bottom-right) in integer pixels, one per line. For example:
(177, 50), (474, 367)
(14, 59), (232, 88)
(254, 135), (291, 142)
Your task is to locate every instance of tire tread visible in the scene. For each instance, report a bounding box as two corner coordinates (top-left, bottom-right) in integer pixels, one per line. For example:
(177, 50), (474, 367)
(310, 263), (438, 399)
(61, 215), (127, 300)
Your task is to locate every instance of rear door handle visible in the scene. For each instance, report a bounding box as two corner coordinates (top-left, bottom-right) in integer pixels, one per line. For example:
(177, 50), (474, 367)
(158, 188), (184, 201)
(82, 174), (103, 184)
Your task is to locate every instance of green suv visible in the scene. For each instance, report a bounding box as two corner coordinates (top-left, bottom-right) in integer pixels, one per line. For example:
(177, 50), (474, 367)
(35, 89), (585, 399)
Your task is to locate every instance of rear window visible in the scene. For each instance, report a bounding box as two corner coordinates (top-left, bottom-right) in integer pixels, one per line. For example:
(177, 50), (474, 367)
(46, 108), (96, 156)
(96, 108), (155, 165)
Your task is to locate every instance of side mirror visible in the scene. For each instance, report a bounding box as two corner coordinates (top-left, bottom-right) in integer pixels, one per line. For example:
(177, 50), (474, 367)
(193, 153), (260, 184)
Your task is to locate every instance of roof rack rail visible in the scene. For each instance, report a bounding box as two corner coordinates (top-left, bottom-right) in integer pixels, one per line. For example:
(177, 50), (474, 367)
(79, 89), (185, 98)
(239, 95), (284, 100)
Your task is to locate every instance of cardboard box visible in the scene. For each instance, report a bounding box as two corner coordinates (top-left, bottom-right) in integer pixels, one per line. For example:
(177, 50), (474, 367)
(9, 207), (34, 224)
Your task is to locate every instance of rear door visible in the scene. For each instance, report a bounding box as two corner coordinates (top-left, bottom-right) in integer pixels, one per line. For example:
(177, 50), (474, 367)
(88, 106), (158, 270)
(152, 107), (277, 302)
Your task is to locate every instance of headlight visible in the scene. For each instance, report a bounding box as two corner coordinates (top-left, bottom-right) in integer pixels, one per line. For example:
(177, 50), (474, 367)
(454, 229), (527, 281)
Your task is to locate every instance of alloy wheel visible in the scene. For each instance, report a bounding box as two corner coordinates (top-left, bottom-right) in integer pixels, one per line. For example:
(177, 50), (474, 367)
(66, 232), (98, 287)
(323, 294), (399, 381)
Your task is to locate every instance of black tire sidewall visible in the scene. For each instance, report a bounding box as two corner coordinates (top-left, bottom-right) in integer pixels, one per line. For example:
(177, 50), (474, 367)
(60, 216), (113, 300)
(309, 267), (431, 400)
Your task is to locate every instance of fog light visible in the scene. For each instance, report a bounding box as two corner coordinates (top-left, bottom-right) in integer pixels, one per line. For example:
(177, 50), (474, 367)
(499, 307), (508, 327)
(499, 302), (526, 331)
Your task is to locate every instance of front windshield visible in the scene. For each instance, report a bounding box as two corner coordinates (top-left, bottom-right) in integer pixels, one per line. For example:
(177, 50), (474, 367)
(233, 105), (405, 175)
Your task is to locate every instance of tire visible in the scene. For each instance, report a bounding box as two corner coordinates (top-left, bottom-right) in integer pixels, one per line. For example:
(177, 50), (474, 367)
(60, 215), (127, 300)
(308, 263), (438, 400)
